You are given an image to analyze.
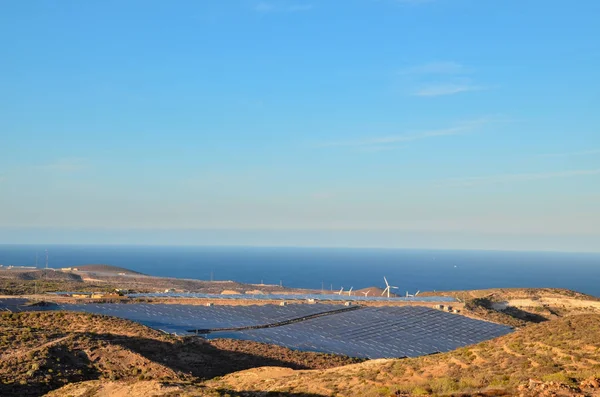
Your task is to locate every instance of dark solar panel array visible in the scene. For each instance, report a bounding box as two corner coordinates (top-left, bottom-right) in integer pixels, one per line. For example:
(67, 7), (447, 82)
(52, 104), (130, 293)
(0, 298), (30, 312)
(6, 298), (512, 358)
(57, 303), (348, 334)
(209, 306), (513, 358)
(0, 298), (57, 312)
(125, 292), (457, 303)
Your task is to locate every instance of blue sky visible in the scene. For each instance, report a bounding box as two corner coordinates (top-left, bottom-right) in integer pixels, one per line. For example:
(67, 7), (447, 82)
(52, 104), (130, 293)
(1, 0), (599, 251)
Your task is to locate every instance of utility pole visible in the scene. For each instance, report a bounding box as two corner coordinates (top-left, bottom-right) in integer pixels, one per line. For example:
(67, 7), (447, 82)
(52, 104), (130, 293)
(210, 271), (213, 282)
(45, 249), (48, 269)
(321, 281), (324, 293)
(280, 280), (282, 288)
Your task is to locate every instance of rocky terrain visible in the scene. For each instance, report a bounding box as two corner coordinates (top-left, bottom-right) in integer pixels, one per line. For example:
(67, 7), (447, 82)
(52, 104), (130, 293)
(3, 273), (600, 396)
(0, 311), (362, 397)
(3, 311), (597, 396)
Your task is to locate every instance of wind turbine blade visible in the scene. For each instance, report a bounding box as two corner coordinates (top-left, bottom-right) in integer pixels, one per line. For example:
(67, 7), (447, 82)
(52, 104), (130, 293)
(384, 276), (389, 287)
(416, 290), (420, 296)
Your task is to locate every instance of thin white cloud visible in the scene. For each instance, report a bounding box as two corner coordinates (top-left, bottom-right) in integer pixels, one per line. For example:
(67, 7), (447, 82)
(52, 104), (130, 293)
(441, 169), (600, 187)
(413, 83), (487, 97)
(399, 61), (466, 75)
(255, 2), (313, 13)
(287, 4), (313, 11)
(321, 118), (492, 149)
(538, 149), (600, 158)
(394, 0), (435, 5)
(400, 61), (490, 97)
(255, 2), (274, 12)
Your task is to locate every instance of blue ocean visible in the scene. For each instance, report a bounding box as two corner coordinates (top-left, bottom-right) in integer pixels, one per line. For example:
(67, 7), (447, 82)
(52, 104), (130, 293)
(1, 245), (600, 297)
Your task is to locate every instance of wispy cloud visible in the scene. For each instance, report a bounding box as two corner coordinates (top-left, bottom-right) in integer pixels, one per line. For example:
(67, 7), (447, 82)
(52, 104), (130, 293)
(255, 2), (313, 13)
(413, 83), (487, 97)
(400, 61), (466, 75)
(393, 0), (436, 5)
(400, 61), (490, 97)
(36, 158), (88, 173)
(441, 169), (600, 187)
(538, 149), (600, 158)
(321, 118), (492, 149)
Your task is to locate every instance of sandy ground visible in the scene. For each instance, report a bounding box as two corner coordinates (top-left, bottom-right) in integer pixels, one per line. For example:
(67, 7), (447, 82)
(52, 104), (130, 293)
(508, 298), (600, 309)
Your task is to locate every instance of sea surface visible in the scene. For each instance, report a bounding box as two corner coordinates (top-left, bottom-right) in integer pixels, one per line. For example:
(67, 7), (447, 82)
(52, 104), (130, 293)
(1, 245), (600, 297)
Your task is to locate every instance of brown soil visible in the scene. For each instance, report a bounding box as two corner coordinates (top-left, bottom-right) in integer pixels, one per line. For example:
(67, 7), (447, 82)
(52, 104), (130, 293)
(209, 314), (600, 396)
(0, 311), (361, 397)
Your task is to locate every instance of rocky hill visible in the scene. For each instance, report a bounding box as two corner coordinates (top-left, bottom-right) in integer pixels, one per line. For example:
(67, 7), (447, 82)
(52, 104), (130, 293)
(2, 310), (600, 396)
(0, 311), (360, 397)
(3, 286), (600, 396)
(208, 314), (600, 396)
(72, 264), (145, 275)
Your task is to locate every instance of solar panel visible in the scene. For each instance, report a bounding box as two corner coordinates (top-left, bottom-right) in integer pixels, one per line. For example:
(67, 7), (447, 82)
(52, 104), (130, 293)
(22, 299), (511, 358)
(56, 303), (350, 334)
(0, 298), (53, 312)
(209, 306), (513, 358)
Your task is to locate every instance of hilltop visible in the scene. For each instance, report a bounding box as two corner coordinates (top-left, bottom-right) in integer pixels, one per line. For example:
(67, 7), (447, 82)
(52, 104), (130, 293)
(8, 269), (83, 282)
(70, 264), (145, 275)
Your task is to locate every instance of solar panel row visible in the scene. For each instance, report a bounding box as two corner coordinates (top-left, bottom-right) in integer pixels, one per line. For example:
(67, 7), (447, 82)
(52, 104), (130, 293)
(56, 303), (348, 334)
(0, 298), (41, 312)
(2, 299), (512, 359)
(125, 292), (457, 303)
(215, 306), (512, 358)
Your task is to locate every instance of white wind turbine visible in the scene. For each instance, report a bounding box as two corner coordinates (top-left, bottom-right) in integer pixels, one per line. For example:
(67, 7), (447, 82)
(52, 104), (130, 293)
(362, 290), (370, 297)
(336, 287), (344, 295)
(348, 287), (353, 296)
(381, 276), (399, 298)
(406, 290), (421, 297)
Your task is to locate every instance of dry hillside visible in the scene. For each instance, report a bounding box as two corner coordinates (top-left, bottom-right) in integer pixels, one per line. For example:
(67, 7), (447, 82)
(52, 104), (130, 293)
(0, 311), (360, 397)
(207, 314), (600, 396)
